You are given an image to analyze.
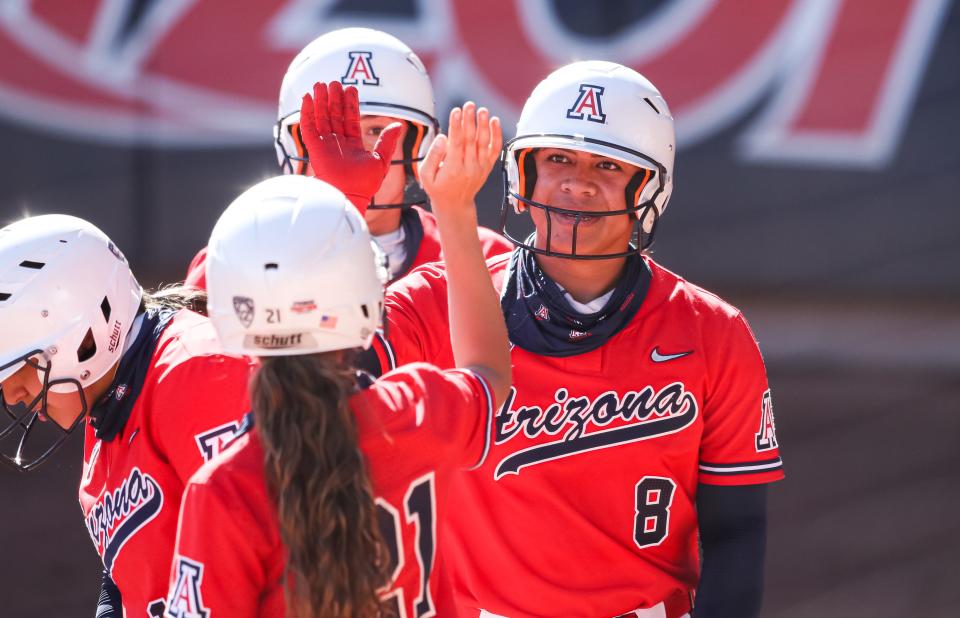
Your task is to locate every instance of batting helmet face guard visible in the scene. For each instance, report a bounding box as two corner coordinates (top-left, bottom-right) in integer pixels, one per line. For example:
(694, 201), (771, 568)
(274, 27), (439, 210)
(206, 176), (387, 358)
(0, 215), (142, 472)
(500, 61), (676, 259)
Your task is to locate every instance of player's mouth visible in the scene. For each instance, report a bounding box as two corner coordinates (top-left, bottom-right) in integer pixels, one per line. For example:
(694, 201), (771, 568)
(555, 212), (601, 226)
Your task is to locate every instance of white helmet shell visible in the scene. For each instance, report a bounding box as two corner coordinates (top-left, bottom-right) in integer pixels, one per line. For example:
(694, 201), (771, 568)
(206, 176), (387, 357)
(506, 60), (676, 216)
(0, 215), (142, 392)
(274, 27), (438, 174)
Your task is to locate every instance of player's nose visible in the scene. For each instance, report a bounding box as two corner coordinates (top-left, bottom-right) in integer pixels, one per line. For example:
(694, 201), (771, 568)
(1, 375), (35, 408)
(559, 174), (598, 197)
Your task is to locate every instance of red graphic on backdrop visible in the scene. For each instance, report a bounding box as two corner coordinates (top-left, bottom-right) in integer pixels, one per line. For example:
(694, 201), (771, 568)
(0, 0), (949, 168)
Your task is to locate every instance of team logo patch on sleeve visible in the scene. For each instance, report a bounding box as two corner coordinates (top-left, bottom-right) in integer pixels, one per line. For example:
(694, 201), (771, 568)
(195, 421), (242, 462)
(166, 556), (210, 618)
(754, 389), (778, 451)
(342, 51), (380, 86)
(566, 84), (606, 123)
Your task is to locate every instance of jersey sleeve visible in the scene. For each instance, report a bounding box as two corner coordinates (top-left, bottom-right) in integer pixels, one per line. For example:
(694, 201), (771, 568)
(378, 363), (495, 470)
(150, 354), (254, 485)
(477, 225), (513, 260)
(698, 312), (784, 486)
(184, 247), (207, 291)
(372, 263), (454, 372)
(166, 474), (264, 618)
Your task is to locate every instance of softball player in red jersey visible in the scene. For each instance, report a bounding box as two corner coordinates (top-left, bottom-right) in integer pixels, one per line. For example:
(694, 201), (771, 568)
(0, 215), (254, 617)
(360, 61), (784, 618)
(185, 28), (509, 291)
(165, 91), (510, 618)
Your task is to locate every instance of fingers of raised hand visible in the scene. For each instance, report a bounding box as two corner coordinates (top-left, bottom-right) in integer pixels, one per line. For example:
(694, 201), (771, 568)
(328, 80), (345, 137)
(476, 107), (491, 160)
(486, 115), (503, 168)
(374, 122), (404, 172)
(311, 82), (332, 135)
(447, 106), (464, 163)
(462, 102), (478, 160)
(300, 92), (316, 137)
(343, 86), (361, 143)
(419, 133), (448, 189)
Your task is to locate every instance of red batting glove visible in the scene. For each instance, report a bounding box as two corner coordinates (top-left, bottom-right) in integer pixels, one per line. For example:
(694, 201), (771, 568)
(299, 81), (403, 215)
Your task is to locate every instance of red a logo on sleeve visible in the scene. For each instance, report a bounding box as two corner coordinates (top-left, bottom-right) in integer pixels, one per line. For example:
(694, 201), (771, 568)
(166, 556), (210, 618)
(755, 390), (778, 452)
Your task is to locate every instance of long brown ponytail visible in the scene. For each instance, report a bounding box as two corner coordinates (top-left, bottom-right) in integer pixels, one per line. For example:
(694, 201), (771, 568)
(251, 353), (389, 617)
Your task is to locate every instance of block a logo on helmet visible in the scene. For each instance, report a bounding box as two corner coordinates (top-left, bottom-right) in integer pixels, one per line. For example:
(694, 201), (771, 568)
(566, 84), (606, 124)
(342, 51), (380, 86)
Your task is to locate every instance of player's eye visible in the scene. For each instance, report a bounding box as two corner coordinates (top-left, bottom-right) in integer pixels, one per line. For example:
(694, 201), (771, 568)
(597, 159), (622, 171)
(366, 126), (384, 137)
(546, 153), (571, 164)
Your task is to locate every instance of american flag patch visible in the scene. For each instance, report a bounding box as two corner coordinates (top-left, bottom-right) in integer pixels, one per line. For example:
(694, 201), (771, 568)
(319, 315), (338, 329)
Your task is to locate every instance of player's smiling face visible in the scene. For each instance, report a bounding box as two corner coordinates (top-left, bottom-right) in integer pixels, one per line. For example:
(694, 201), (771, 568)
(1, 358), (86, 429)
(529, 148), (637, 256)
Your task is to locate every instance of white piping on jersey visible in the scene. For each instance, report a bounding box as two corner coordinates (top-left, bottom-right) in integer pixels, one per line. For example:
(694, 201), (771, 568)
(375, 330), (397, 371)
(698, 460), (783, 474)
(449, 368), (494, 471)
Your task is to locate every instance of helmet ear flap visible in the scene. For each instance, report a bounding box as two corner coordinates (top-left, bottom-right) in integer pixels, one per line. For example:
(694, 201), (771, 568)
(274, 116), (308, 176)
(402, 120), (426, 181)
(512, 148), (539, 213)
(624, 168), (655, 219)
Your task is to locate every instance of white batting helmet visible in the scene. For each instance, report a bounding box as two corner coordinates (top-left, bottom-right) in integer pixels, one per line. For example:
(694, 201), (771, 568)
(500, 60), (676, 258)
(0, 214), (142, 470)
(206, 175), (387, 357)
(274, 27), (438, 209)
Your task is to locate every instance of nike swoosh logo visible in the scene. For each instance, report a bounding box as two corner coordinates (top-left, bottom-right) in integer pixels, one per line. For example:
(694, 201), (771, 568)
(651, 347), (693, 363)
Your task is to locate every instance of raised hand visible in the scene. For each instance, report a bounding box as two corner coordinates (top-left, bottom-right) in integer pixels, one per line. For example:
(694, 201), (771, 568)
(418, 102), (502, 215)
(299, 81), (403, 214)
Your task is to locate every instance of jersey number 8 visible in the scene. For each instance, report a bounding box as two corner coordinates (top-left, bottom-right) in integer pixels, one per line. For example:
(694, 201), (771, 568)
(633, 476), (676, 549)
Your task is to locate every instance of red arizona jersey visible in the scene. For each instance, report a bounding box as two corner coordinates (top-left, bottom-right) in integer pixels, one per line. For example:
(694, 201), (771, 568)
(372, 255), (784, 618)
(79, 309), (255, 617)
(183, 206), (510, 289)
(166, 363), (494, 618)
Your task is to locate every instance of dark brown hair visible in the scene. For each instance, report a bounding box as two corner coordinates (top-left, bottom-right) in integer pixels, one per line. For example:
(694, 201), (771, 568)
(251, 353), (389, 617)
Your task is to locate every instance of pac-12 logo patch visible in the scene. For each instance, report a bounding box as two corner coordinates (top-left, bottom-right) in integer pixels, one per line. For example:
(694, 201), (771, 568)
(566, 84), (606, 123)
(195, 421), (242, 462)
(342, 51), (380, 86)
(754, 389), (778, 452)
(233, 296), (255, 328)
(166, 556), (210, 618)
